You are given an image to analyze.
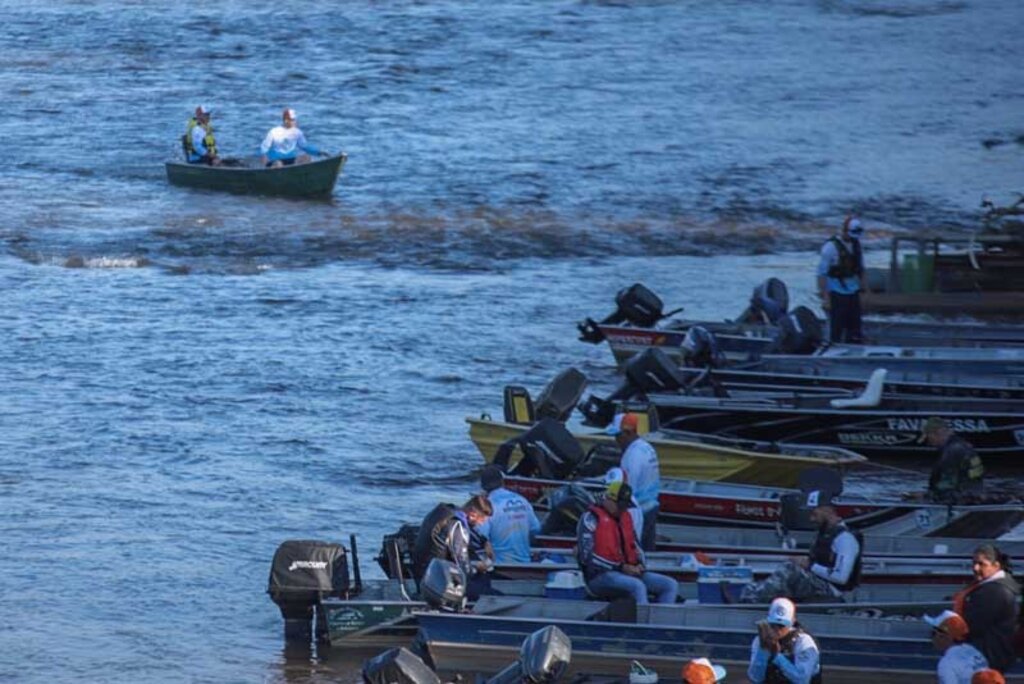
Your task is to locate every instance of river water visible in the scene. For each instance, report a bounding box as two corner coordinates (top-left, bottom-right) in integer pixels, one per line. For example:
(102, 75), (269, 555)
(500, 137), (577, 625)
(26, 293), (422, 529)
(1, 1), (1022, 682)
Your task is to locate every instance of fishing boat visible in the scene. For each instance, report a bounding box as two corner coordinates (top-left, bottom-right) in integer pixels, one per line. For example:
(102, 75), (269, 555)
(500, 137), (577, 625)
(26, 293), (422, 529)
(862, 232), (1024, 317)
(165, 153), (346, 198)
(467, 416), (865, 488)
(415, 597), (1024, 682)
(508, 473), (1024, 536)
(643, 381), (1024, 464)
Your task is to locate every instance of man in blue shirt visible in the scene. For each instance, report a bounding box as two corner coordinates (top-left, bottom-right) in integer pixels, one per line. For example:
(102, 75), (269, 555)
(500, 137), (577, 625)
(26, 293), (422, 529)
(476, 465), (540, 564)
(816, 216), (866, 343)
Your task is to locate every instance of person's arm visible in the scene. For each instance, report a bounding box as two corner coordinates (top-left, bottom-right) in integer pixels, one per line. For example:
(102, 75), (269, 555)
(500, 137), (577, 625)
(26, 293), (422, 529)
(747, 635), (769, 683)
(768, 634), (819, 684)
(809, 531), (858, 585)
(816, 244), (834, 304)
(447, 519), (471, 576)
(260, 129), (275, 156)
(192, 127), (207, 157)
(297, 131), (321, 156)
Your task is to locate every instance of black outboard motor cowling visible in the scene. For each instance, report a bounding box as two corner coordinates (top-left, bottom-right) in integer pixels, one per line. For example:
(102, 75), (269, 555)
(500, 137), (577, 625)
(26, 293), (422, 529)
(534, 368), (587, 423)
(681, 326), (724, 368)
(578, 348), (683, 427)
(577, 283), (666, 343)
(540, 484), (596, 536)
(747, 278), (790, 324)
(497, 418), (586, 480)
(268, 540), (350, 642)
(770, 306), (824, 355)
(377, 524), (419, 578)
(362, 647), (441, 684)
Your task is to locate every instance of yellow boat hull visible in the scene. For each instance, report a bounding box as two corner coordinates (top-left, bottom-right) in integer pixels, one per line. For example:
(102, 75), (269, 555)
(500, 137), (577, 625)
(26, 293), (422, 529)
(466, 418), (861, 489)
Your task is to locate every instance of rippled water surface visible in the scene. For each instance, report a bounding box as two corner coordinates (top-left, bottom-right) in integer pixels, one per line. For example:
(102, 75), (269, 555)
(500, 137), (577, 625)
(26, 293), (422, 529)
(1, 0), (1023, 681)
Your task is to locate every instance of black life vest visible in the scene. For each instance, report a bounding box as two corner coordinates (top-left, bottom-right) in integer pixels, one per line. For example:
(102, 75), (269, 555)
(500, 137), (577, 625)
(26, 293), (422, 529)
(826, 236), (863, 280)
(182, 118), (218, 159)
(808, 522), (863, 592)
(765, 625), (822, 684)
(412, 503), (457, 581)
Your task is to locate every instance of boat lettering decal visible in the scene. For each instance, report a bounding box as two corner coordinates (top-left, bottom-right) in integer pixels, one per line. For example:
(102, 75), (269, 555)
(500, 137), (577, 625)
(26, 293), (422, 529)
(734, 503), (779, 519)
(288, 560), (328, 572)
(328, 607), (366, 631)
(886, 417), (991, 433)
(837, 432), (909, 446)
(606, 334), (656, 346)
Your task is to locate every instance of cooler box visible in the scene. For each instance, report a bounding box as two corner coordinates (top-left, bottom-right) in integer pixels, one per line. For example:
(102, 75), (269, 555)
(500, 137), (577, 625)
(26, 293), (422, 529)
(697, 566), (753, 604)
(544, 570), (587, 600)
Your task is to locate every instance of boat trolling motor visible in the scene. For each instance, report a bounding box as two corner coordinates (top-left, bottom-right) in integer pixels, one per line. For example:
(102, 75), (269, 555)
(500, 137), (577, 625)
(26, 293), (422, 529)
(577, 283), (682, 343)
(267, 535), (362, 645)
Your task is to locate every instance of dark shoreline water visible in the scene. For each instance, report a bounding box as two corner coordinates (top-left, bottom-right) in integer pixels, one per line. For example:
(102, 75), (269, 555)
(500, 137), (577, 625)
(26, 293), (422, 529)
(2, 1), (1023, 681)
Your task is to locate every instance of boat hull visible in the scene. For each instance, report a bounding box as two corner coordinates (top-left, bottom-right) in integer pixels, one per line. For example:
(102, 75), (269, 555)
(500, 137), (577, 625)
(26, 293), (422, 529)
(165, 154), (345, 198)
(467, 418), (861, 488)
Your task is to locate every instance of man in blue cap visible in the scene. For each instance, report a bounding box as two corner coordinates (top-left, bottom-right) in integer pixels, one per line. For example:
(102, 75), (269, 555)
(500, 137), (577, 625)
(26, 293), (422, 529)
(816, 215), (866, 343)
(739, 488), (863, 603)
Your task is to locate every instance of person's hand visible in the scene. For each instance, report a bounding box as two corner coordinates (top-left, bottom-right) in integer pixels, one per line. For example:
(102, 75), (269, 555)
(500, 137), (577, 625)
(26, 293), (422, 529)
(757, 620), (779, 655)
(623, 564), (643, 577)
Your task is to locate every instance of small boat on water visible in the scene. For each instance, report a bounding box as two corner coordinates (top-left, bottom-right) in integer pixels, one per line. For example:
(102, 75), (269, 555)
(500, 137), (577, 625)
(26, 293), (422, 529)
(508, 472), (1024, 536)
(467, 416), (865, 488)
(165, 153), (346, 198)
(415, 596), (1024, 682)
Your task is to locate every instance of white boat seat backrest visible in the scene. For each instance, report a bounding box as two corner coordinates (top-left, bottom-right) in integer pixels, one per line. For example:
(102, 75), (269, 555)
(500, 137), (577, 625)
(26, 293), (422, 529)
(830, 368), (887, 409)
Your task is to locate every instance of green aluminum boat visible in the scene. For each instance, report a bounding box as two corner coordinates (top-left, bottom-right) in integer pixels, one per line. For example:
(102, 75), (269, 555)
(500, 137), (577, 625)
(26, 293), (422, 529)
(165, 153), (346, 198)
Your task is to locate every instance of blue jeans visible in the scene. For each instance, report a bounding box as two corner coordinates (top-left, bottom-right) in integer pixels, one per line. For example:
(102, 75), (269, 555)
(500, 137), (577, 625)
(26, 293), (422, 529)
(588, 570), (678, 605)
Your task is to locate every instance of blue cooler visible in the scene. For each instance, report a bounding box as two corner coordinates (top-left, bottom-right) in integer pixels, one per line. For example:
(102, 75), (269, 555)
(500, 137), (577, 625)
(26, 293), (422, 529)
(544, 570), (587, 600)
(697, 566), (753, 604)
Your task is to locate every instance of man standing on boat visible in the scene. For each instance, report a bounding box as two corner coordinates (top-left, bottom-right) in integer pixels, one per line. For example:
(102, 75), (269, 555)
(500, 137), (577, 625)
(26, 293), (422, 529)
(577, 480), (678, 605)
(183, 105), (220, 166)
(923, 609), (989, 683)
(747, 598), (822, 684)
(607, 413), (660, 551)
(924, 417), (985, 503)
(816, 215), (866, 343)
(738, 489), (862, 603)
(410, 495), (494, 599)
(476, 465), (540, 564)
(260, 108), (323, 167)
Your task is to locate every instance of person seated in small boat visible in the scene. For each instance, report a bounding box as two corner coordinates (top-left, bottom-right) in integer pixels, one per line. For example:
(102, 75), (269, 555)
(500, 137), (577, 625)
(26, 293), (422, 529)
(924, 416), (985, 504)
(747, 598), (822, 684)
(576, 480), (678, 605)
(604, 467), (643, 546)
(183, 105), (220, 166)
(738, 489), (862, 604)
(476, 465), (540, 564)
(924, 609), (988, 684)
(260, 108), (324, 167)
(410, 495), (494, 600)
(681, 657), (727, 684)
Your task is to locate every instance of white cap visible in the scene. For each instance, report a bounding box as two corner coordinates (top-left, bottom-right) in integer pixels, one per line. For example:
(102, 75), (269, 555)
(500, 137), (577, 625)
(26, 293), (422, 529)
(766, 597), (796, 626)
(604, 467), (625, 484)
(283, 108), (297, 120)
(845, 216), (864, 237)
(196, 105), (211, 115)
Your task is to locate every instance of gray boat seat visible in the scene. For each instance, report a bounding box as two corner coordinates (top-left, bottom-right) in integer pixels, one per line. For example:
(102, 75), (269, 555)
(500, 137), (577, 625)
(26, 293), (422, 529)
(831, 368), (887, 408)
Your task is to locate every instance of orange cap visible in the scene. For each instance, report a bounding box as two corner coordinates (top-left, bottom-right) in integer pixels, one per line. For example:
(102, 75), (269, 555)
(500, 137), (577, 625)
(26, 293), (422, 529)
(925, 610), (969, 641)
(681, 658), (726, 684)
(972, 670), (1006, 684)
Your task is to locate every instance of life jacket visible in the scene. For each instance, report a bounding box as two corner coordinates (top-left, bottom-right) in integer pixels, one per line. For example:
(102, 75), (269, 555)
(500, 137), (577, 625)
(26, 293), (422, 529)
(826, 236), (863, 280)
(183, 118), (218, 159)
(808, 522), (863, 592)
(930, 435), (984, 500)
(765, 625), (822, 684)
(586, 504), (640, 568)
(412, 503), (457, 581)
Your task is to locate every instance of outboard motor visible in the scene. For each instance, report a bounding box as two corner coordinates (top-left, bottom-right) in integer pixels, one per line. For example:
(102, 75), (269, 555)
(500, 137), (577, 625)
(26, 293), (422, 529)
(420, 558), (467, 613)
(578, 348), (684, 426)
(741, 277), (790, 325)
(362, 647), (441, 684)
(770, 306), (824, 355)
(534, 368), (588, 422)
(486, 625), (573, 684)
(376, 524), (419, 578)
(268, 539), (351, 643)
(495, 418), (586, 480)
(574, 442), (625, 478)
(540, 484), (596, 535)
(680, 326), (725, 369)
(577, 283), (675, 343)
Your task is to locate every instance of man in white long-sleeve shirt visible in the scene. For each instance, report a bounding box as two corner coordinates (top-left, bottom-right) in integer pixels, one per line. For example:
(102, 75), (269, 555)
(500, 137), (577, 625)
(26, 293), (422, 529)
(606, 413), (660, 551)
(748, 598), (821, 684)
(260, 108), (322, 167)
(740, 489), (863, 603)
